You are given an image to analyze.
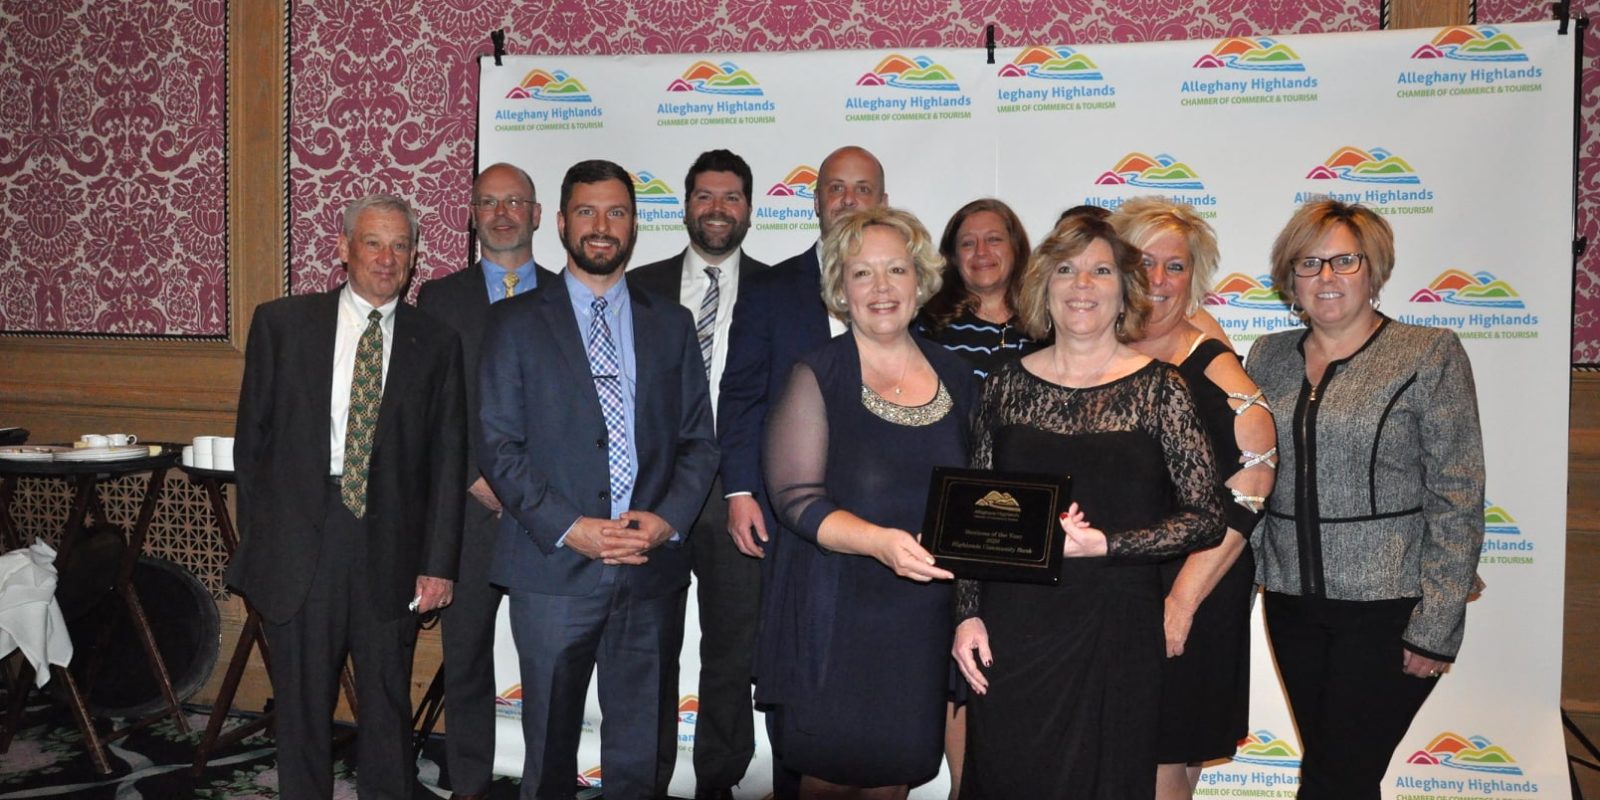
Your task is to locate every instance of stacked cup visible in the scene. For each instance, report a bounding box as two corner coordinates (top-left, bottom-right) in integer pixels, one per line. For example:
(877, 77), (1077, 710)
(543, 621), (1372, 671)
(184, 436), (236, 471)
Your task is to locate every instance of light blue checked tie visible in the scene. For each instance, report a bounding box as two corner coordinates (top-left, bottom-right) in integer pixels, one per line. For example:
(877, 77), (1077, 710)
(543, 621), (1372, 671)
(587, 297), (632, 505)
(695, 266), (721, 377)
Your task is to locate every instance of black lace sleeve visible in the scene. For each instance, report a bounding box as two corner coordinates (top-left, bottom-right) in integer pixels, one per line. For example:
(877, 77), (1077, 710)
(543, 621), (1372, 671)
(955, 372), (1006, 622)
(762, 362), (836, 543)
(1105, 367), (1226, 562)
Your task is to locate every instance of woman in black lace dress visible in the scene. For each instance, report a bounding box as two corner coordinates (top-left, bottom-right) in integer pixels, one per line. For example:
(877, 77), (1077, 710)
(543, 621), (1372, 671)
(950, 214), (1224, 799)
(1111, 198), (1276, 800)
(759, 206), (980, 798)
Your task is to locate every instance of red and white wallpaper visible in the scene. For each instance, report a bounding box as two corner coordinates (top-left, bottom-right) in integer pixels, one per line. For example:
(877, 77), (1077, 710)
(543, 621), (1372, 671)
(0, 0), (228, 336)
(3, 1), (1595, 359)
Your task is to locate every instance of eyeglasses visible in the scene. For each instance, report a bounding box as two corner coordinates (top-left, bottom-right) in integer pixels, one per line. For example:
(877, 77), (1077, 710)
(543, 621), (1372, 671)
(472, 197), (533, 211)
(1294, 252), (1365, 277)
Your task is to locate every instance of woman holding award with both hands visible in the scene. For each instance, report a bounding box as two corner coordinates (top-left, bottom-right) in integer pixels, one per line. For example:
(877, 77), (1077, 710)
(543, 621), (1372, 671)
(758, 206), (980, 799)
(952, 214), (1224, 799)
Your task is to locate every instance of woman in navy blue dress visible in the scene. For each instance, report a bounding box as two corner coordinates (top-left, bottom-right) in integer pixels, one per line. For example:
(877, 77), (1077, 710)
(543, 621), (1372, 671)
(758, 206), (979, 797)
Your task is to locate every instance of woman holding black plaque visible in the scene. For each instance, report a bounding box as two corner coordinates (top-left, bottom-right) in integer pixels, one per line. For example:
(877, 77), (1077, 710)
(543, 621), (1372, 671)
(758, 206), (980, 796)
(951, 214), (1224, 799)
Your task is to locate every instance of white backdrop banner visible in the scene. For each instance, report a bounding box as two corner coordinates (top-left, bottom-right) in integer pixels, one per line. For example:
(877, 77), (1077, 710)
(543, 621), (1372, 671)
(477, 21), (1574, 800)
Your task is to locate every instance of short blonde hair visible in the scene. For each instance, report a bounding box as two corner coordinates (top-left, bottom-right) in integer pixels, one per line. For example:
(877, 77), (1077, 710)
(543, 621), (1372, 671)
(1269, 199), (1395, 310)
(1016, 215), (1151, 344)
(1110, 196), (1219, 315)
(820, 206), (944, 322)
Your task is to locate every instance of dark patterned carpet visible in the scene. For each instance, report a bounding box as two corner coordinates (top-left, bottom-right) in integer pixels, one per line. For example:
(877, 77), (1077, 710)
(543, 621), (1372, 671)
(0, 697), (534, 799)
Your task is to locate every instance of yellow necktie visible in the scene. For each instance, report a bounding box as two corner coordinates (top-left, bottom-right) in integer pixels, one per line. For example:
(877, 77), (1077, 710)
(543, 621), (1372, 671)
(503, 271), (519, 298)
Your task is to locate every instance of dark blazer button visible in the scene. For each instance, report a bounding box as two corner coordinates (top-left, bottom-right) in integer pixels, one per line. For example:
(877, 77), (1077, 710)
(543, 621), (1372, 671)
(598, 490), (609, 500)
(595, 438), (606, 449)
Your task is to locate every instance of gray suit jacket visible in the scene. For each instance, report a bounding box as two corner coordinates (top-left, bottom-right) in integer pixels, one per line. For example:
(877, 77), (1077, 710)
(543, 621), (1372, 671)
(1246, 318), (1485, 659)
(477, 272), (719, 598)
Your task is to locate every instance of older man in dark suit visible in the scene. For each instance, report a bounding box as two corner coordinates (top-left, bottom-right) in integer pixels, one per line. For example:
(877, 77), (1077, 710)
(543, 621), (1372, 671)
(479, 159), (718, 800)
(417, 162), (551, 800)
(629, 149), (769, 800)
(229, 194), (466, 799)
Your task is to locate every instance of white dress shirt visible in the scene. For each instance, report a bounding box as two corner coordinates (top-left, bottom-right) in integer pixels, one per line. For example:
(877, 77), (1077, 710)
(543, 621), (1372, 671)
(329, 285), (398, 476)
(677, 248), (742, 420)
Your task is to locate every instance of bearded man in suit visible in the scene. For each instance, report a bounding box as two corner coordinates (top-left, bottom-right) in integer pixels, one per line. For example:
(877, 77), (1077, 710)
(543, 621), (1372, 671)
(478, 159), (718, 800)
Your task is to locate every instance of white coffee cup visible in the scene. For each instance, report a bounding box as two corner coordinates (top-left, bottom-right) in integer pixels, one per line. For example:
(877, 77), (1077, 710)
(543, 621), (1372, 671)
(182, 445), (195, 467)
(81, 434), (110, 448)
(107, 433), (138, 446)
(193, 436), (218, 469)
(214, 437), (235, 471)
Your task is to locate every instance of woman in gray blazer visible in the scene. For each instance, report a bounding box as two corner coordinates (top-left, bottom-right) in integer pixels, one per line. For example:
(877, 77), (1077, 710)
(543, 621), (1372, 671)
(1245, 200), (1485, 800)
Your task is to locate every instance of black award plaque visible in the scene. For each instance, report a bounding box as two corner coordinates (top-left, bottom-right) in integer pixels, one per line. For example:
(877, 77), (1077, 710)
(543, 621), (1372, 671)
(922, 466), (1071, 585)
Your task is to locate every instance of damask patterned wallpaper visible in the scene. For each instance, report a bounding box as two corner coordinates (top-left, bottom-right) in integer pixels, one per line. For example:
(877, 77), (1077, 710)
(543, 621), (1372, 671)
(2, 2), (1591, 357)
(0, 0), (228, 336)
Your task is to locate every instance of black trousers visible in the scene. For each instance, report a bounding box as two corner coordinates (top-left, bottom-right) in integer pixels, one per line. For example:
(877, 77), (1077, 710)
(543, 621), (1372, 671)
(264, 489), (420, 800)
(1264, 592), (1439, 800)
(656, 479), (763, 794)
(439, 500), (503, 794)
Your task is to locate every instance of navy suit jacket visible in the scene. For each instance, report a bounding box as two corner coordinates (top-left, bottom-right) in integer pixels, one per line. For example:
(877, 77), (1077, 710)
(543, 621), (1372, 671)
(716, 245), (834, 505)
(477, 271), (719, 598)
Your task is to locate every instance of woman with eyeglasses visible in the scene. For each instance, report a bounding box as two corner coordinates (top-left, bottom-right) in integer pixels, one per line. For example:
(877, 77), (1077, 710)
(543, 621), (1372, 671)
(1244, 199), (1485, 800)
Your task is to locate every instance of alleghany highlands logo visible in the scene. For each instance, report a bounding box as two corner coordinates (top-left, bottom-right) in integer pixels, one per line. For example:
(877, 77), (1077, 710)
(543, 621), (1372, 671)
(1194, 37), (1307, 71)
(1305, 146), (1420, 185)
(678, 695), (699, 727)
(506, 68), (592, 102)
(1001, 46), (1103, 81)
(1485, 500), (1521, 535)
(1206, 274), (1284, 311)
(1095, 153), (1204, 190)
(667, 61), (762, 95)
(631, 171), (677, 206)
(578, 766), (604, 788)
(495, 684), (522, 718)
(1234, 730), (1302, 768)
(857, 53), (961, 91)
(1410, 269), (1525, 309)
(1408, 733), (1523, 774)
(766, 165), (818, 199)
(1413, 27), (1530, 63)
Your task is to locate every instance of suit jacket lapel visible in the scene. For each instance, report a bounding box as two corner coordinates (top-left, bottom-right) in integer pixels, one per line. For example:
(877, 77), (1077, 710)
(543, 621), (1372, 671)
(311, 289), (340, 473)
(376, 304), (421, 436)
(541, 275), (603, 406)
(630, 284), (667, 391)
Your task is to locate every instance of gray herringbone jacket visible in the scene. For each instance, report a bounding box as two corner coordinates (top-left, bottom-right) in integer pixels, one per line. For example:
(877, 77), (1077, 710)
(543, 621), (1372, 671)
(1245, 318), (1484, 660)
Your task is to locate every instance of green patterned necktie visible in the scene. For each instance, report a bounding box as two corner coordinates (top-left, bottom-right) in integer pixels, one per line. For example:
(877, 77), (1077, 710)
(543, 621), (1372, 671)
(341, 309), (384, 516)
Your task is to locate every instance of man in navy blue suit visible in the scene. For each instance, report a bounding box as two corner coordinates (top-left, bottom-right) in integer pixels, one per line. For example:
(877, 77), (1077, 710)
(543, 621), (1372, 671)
(714, 145), (887, 798)
(417, 162), (549, 800)
(478, 159), (718, 800)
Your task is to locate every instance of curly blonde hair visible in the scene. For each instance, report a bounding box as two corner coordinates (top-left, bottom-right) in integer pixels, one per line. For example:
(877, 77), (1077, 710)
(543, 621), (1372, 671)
(819, 206), (945, 322)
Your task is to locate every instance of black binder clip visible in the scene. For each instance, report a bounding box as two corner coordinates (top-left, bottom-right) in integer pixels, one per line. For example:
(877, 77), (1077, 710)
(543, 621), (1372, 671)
(985, 24), (996, 65)
(491, 29), (506, 66)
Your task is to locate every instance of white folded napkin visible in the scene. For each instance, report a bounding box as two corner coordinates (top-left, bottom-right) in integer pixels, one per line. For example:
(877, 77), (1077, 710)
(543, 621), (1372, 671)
(0, 540), (74, 687)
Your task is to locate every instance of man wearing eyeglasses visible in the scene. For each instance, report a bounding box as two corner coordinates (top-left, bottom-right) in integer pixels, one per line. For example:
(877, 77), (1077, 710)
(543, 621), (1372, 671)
(417, 162), (551, 800)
